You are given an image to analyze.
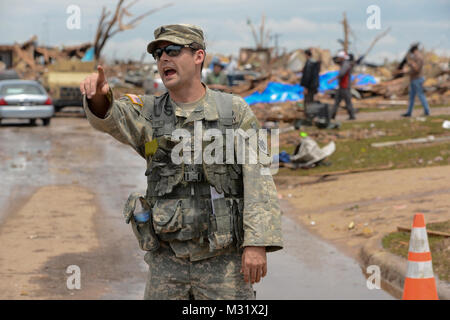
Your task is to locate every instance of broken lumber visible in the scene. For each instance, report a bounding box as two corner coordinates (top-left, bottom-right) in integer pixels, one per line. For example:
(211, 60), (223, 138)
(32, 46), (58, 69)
(371, 135), (450, 148)
(397, 226), (450, 238)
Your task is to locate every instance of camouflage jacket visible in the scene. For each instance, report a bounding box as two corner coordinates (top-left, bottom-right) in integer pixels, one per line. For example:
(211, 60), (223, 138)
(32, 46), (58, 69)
(83, 86), (283, 260)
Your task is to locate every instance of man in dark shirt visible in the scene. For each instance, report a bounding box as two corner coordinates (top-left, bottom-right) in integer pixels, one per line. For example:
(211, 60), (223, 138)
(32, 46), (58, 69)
(300, 49), (320, 108)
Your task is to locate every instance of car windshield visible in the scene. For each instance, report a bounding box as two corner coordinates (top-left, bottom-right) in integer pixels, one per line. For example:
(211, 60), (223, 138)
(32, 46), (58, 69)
(1, 83), (44, 96)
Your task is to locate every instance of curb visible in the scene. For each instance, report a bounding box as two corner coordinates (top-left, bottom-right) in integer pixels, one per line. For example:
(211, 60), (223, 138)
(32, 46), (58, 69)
(359, 235), (450, 300)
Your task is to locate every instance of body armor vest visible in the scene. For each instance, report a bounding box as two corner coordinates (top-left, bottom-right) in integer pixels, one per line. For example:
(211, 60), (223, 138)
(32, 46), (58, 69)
(141, 91), (245, 252)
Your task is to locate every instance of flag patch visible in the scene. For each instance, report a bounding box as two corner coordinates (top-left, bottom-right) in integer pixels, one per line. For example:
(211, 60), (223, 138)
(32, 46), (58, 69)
(125, 94), (144, 107)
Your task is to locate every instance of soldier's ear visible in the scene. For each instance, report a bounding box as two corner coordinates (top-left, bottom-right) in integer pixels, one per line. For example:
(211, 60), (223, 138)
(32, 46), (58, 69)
(194, 49), (205, 65)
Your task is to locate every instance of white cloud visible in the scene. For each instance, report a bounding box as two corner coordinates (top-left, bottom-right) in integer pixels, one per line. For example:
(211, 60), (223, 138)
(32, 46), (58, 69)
(266, 17), (340, 33)
(370, 50), (404, 63)
(378, 34), (397, 45)
(103, 37), (150, 61)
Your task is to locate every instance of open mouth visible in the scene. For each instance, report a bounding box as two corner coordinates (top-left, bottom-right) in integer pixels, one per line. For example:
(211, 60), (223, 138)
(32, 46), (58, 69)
(163, 68), (177, 78)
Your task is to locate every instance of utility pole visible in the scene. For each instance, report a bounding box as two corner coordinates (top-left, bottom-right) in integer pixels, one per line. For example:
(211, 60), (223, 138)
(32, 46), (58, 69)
(247, 18), (259, 49)
(342, 12), (349, 54)
(259, 14), (265, 49)
(272, 33), (281, 57)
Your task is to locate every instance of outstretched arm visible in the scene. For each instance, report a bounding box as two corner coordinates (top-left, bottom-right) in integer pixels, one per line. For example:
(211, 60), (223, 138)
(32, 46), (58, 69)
(80, 65), (111, 118)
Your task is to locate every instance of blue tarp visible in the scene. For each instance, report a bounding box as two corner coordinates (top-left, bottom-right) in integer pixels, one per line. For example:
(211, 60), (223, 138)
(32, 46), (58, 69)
(81, 47), (95, 62)
(244, 71), (377, 105)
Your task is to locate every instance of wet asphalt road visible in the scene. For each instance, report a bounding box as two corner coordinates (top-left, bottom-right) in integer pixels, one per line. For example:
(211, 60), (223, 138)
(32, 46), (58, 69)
(0, 113), (394, 299)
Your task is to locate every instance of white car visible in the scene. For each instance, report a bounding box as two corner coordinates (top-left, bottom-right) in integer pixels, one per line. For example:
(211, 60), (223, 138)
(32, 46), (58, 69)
(0, 80), (54, 126)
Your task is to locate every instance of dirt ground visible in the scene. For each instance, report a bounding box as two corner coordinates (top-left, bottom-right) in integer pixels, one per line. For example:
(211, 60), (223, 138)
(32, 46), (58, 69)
(275, 165), (450, 259)
(0, 108), (449, 299)
(0, 185), (100, 299)
(0, 113), (148, 300)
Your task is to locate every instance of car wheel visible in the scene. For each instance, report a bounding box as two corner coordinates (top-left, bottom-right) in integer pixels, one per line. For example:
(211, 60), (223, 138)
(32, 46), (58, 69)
(29, 119), (36, 126)
(43, 118), (51, 126)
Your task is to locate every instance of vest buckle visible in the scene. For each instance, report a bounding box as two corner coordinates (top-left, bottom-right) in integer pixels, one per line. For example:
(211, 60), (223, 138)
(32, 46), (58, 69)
(184, 171), (202, 182)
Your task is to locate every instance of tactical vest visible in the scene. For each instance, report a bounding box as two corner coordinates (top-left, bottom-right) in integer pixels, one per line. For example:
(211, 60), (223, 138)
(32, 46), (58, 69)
(141, 91), (245, 252)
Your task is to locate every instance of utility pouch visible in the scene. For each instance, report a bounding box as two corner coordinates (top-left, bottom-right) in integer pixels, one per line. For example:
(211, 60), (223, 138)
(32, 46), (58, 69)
(123, 192), (160, 252)
(152, 198), (209, 242)
(151, 199), (183, 234)
(208, 197), (234, 251)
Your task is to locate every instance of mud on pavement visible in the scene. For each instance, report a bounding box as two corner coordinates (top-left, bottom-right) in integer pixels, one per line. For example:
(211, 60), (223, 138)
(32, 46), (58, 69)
(0, 117), (148, 299)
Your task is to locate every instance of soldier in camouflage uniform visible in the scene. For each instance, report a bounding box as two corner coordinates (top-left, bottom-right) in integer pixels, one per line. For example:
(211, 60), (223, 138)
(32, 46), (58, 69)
(80, 24), (283, 300)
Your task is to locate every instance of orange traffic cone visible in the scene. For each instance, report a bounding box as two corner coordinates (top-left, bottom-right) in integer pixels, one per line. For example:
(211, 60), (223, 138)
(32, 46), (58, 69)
(402, 213), (439, 300)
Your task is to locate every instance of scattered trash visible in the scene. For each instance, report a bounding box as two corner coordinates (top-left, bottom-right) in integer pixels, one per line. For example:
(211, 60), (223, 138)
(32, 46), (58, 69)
(361, 227), (374, 238)
(310, 221), (316, 226)
(348, 221), (355, 230)
(443, 120), (450, 129)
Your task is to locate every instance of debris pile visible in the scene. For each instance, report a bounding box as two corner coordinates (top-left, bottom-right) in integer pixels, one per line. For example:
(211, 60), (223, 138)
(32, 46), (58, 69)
(0, 35), (93, 80)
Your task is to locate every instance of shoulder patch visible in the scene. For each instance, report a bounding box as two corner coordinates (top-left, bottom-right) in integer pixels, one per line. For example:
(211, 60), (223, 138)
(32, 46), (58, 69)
(124, 94), (144, 107)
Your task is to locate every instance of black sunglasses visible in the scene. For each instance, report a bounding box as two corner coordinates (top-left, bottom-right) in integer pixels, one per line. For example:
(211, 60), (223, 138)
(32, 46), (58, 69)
(152, 44), (198, 60)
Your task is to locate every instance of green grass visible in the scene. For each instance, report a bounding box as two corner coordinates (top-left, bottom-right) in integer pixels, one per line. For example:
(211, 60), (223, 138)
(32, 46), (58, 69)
(382, 221), (450, 281)
(277, 115), (450, 176)
(357, 104), (449, 113)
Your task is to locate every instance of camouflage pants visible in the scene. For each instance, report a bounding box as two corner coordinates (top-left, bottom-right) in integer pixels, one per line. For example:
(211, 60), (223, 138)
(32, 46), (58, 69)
(143, 244), (255, 300)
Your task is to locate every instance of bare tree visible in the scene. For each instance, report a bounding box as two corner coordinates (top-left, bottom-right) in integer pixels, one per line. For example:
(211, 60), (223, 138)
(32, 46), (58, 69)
(93, 0), (173, 60)
(247, 14), (271, 49)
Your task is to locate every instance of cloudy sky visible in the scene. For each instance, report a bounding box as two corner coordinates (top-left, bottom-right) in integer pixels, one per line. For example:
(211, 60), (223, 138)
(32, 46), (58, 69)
(1, 0), (449, 64)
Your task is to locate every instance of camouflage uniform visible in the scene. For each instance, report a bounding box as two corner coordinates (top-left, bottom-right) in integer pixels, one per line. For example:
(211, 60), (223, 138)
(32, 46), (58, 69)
(83, 24), (283, 300)
(205, 69), (228, 86)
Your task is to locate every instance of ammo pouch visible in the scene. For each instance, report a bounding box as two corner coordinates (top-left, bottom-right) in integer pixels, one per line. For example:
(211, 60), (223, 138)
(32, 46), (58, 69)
(123, 192), (159, 252)
(208, 197), (244, 251)
(150, 194), (244, 252)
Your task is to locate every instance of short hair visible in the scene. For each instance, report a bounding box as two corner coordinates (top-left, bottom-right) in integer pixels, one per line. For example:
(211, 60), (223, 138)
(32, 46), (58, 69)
(305, 49), (312, 57)
(190, 42), (205, 73)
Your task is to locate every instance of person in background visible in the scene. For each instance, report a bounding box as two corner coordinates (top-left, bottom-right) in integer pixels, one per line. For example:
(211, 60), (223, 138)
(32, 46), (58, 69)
(401, 44), (430, 117)
(330, 51), (356, 120)
(300, 49), (320, 109)
(225, 55), (238, 87)
(205, 60), (229, 91)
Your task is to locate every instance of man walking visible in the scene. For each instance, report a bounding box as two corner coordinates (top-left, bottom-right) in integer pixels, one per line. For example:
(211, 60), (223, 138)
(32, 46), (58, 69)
(330, 51), (356, 120)
(80, 24), (282, 300)
(401, 44), (430, 117)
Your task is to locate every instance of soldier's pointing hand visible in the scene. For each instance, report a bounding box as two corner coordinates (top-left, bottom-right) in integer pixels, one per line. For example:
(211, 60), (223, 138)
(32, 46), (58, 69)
(80, 65), (110, 99)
